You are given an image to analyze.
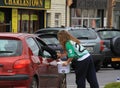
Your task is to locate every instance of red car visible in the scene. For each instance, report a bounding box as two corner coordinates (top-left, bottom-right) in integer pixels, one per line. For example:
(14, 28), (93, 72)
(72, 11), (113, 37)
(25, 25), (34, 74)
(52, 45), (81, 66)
(0, 33), (66, 88)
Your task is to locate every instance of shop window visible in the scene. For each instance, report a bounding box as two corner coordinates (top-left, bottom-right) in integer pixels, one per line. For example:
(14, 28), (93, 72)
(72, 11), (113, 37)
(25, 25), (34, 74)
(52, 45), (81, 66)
(30, 14), (38, 33)
(82, 10), (88, 17)
(89, 10), (96, 17)
(83, 19), (88, 26)
(21, 14), (29, 33)
(71, 8), (82, 17)
(55, 13), (61, 27)
(75, 9), (81, 17)
(18, 10), (39, 33)
(71, 19), (82, 26)
(71, 8), (101, 28)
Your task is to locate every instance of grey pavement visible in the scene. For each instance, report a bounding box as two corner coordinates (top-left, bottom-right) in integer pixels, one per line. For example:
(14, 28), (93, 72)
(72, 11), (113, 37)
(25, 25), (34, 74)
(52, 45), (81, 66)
(66, 68), (120, 88)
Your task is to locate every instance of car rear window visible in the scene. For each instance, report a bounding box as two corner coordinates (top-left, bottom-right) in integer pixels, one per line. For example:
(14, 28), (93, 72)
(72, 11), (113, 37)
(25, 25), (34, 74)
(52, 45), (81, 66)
(0, 39), (22, 57)
(68, 29), (97, 39)
(98, 31), (120, 39)
(41, 37), (60, 45)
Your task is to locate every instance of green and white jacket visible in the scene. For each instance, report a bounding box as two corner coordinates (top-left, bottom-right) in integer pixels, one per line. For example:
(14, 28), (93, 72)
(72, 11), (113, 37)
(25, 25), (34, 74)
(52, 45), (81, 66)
(65, 40), (90, 61)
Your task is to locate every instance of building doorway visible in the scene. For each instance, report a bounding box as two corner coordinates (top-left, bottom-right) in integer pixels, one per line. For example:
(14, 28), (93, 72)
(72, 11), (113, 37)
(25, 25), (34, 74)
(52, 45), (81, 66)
(18, 10), (40, 33)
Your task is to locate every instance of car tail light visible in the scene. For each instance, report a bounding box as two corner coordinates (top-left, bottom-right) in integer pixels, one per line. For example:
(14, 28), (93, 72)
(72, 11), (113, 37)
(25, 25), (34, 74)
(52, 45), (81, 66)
(13, 59), (30, 69)
(100, 40), (104, 51)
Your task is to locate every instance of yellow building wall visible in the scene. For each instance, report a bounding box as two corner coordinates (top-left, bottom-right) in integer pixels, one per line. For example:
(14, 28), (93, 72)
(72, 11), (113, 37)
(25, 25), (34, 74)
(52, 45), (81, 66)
(12, 9), (18, 33)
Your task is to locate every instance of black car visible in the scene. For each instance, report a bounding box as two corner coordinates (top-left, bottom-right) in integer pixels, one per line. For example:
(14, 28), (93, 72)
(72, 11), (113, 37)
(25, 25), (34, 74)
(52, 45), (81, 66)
(35, 27), (104, 72)
(96, 28), (120, 69)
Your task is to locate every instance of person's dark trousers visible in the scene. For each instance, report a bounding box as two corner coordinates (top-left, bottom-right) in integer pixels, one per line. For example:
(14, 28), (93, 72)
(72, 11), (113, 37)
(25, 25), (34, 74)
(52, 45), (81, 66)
(74, 55), (99, 88)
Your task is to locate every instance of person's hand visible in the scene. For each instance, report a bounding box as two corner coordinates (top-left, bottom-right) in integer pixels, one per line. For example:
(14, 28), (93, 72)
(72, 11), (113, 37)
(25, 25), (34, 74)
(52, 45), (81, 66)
(62, 61), (69, 66)
(57, 52), (67, 59)
(57, 52), (61, 58)
(42, 58), (49, 64)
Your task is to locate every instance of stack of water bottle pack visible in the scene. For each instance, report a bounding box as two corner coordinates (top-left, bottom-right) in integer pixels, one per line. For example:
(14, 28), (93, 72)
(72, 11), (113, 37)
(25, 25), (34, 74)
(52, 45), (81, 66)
(57, 59), (70, 74)
(42, 58), (70, 74)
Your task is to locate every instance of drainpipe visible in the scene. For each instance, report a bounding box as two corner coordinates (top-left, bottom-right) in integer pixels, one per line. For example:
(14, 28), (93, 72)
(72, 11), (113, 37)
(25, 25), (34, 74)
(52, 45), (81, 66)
(65, 0), (67, 27)
(66, 0), (73, 27)
(107, 0), (113, 28)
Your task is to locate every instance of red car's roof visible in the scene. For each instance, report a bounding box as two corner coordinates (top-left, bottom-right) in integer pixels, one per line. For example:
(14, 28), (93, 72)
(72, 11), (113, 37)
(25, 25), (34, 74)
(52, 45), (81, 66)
(0, 33), (33, 38)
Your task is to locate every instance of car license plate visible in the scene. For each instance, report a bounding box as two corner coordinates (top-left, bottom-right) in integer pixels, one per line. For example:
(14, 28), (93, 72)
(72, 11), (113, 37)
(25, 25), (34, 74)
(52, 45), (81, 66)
(112, 58), (120, 61)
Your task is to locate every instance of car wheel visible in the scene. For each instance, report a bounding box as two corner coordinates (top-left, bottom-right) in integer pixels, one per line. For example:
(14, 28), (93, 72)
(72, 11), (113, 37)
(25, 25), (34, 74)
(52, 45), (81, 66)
(111, 36), (120, 56)
(111, 63), (120, 69)
(60, 74), (67, 88)
(30, 77), (38, 88)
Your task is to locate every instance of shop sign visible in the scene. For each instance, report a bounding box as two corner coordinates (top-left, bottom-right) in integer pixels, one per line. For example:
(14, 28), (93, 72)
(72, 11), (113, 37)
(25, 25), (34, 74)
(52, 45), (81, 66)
(0, 0), (51, 9)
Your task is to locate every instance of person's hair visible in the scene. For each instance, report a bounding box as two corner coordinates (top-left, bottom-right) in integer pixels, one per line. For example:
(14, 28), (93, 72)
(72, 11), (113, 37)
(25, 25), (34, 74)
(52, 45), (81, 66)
(57, 30), (80, 50)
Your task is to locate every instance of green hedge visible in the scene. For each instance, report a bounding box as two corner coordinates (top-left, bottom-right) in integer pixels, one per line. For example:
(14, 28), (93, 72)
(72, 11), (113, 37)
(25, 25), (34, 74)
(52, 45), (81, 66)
(104, 82), (120, 88)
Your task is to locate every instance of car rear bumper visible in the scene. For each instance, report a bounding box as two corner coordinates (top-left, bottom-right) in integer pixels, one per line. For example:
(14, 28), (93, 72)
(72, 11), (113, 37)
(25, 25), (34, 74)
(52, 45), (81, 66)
(0, 74), (29, 81)
(0, 75), (30, 87)
(102, 50), (118, 63)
